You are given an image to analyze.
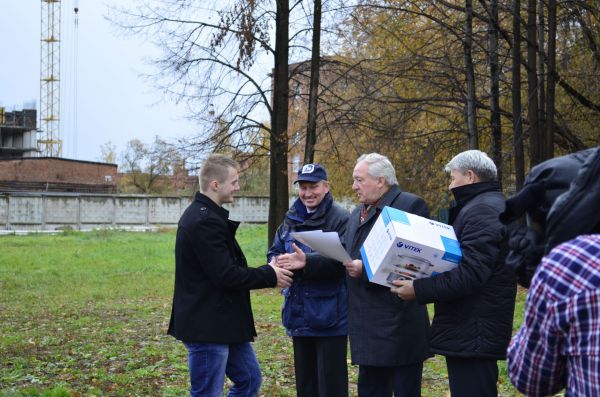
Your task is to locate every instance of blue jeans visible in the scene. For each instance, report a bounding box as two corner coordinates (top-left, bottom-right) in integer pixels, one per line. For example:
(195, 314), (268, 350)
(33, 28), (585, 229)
(184, 342), (262, 397)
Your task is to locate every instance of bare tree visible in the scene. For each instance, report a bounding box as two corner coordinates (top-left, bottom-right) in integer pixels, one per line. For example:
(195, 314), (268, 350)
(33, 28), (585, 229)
(99, 141), (118, 164)
(526, 0), (542, 166)
(464, 0), (479, 148)
(113, 0), (294, 240)
(304, 0), (322, 164)
(120, 137), (177, 194)
(538, 0), (546, 151)
(545, 0), (556, 159)
(478, 0), (502, 184)
(512, 0), (525, 190)
(270, 0), (291, 243)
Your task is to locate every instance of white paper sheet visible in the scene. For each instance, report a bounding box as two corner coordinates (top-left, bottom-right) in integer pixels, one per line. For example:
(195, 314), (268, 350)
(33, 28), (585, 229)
(290, 230), (352, 263)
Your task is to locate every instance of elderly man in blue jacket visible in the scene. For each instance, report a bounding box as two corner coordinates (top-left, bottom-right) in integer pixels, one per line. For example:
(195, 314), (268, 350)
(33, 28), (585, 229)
(269, 163), (350, 397)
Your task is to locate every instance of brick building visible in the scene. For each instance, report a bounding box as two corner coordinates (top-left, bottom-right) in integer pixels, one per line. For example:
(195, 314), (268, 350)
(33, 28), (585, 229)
(0, 157), (118, 193)
(0, 106), (119, 193)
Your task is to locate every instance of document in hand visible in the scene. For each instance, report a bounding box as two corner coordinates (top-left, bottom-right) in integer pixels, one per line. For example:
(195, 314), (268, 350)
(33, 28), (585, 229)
(360, 206), (462, 287)
(290, 230), (351, 263)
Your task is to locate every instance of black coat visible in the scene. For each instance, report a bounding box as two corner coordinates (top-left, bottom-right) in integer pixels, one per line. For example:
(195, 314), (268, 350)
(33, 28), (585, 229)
(413, 182), (516, 359)
(344, 185), (432, 366)
(167, 192), (277, 343)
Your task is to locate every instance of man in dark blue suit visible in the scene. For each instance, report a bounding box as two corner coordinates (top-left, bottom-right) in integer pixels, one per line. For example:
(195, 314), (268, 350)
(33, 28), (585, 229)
(343, 153), (432, 397)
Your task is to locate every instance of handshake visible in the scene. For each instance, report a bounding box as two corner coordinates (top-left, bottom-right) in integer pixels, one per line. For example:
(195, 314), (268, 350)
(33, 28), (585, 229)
(268, 242), (365, 287)
(268, 243), (307, 288)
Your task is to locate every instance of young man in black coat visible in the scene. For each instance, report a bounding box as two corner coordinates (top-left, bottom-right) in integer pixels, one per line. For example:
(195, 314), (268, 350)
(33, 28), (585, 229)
(343, 153), (432, 397)
(391, 150), (517, 397)
(167, 154), (293, 397)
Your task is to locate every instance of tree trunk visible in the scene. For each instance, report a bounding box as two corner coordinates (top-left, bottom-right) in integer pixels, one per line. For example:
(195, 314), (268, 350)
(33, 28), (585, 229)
(464, 0), (478, 149)
(304, 0), (322, 165)
(512, 0), (525, 190)
(527, 0), (541, 166)
(537, 0), (546, 155)
(545, 0), (556, 159)
(488, 0), (502, 187)
(269, 0), (290, 244)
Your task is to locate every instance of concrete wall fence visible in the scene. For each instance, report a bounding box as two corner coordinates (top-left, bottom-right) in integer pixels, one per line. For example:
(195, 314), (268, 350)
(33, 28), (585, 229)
(0, 192), (276, 232)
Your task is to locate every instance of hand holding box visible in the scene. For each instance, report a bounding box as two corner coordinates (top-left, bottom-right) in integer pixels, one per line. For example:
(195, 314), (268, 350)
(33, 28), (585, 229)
(360, 206), (462, 287)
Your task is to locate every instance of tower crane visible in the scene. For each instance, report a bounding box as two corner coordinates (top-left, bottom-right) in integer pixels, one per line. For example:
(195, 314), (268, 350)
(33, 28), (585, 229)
(38, 0), (62, 157)
(38, 0), (79, 158)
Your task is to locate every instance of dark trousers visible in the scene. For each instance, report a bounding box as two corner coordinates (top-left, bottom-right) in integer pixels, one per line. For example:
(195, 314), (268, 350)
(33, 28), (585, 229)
(445, 356), (499, 397)
(357, 362), (423, 397)
(293, 335), (348, 397)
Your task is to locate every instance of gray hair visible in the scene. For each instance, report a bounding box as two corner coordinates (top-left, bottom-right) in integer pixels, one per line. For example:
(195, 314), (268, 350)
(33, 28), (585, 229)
(356, 153), (398, 186)
(444, 150), (497, 182)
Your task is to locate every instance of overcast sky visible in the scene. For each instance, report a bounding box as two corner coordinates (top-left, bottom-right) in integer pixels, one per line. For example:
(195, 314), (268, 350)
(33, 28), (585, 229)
(0, 0), (198, 163)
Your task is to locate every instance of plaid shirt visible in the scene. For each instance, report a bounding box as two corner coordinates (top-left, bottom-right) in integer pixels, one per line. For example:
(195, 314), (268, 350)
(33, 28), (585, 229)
(507, 234), (600, 397)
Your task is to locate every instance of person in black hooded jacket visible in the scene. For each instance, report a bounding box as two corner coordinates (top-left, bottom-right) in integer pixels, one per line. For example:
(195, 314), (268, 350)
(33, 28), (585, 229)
(499, 147), (595, 287)
(391, 150), (516, 397)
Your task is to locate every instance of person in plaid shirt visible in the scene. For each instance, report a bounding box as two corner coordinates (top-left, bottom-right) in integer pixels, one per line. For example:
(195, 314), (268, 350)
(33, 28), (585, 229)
(507, 234), (600, 396)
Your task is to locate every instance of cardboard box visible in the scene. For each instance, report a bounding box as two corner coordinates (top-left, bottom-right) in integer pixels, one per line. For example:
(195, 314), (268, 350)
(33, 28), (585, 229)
(360, 206), (462, 287)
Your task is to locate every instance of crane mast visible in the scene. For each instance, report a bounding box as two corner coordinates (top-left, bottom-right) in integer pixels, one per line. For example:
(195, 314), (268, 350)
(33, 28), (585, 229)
(39, 0), (62, 157)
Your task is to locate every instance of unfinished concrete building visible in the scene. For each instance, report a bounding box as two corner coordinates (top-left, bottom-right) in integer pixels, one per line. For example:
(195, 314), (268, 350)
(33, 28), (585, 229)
(0, 107), (38, 158)
(0, 106), (118, 193)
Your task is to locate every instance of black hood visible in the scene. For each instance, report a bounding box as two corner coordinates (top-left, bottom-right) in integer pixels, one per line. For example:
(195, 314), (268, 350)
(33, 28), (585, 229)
(502, 146), (600, 288)
(500, 148), (593, 225)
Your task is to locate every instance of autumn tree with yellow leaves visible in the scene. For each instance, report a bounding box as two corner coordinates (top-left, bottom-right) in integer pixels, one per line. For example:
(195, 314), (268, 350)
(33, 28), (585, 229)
(285, 0), (600, 213)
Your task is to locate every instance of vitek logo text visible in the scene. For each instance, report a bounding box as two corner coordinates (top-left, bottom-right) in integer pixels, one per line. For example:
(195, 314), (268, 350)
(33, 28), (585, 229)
(396, 241), (422, 253)
(428, 221), (452, 230)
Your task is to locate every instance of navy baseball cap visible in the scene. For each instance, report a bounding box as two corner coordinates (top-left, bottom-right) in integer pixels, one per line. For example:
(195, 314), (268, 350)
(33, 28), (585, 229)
(295, 163), (328, 183)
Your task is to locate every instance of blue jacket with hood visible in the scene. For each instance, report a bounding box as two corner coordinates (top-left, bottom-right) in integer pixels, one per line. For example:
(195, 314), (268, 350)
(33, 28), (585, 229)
(267, 192), (350, 337)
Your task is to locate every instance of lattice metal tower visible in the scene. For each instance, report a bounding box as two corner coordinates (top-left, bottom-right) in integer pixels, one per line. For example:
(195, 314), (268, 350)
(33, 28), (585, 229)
(39, 0), (62, 157)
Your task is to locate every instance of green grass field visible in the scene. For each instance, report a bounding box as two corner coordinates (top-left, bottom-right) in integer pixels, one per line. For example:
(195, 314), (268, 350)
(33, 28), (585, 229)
(0, 226), (530, 396)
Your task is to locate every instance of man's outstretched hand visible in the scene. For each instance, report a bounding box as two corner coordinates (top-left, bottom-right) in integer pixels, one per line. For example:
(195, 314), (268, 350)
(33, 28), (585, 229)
(275, 243), (307, 271)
